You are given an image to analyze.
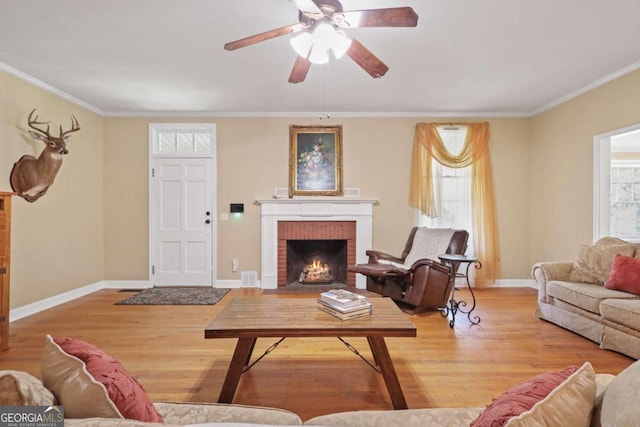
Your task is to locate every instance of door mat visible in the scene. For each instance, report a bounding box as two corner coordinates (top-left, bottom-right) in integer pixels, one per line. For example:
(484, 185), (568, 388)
(115, 287), (230, 305)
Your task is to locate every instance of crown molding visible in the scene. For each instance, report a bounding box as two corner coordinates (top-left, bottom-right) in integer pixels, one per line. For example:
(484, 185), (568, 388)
(530, 59), (640, 116)
(103, 110), (531, 118)
(0, 61), (104, 116)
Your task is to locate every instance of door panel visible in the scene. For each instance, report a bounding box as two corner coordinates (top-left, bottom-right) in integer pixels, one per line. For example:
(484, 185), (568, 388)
(152, 157), (213, 286)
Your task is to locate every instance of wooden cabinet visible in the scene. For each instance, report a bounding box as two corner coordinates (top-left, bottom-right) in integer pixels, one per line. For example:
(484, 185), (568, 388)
(0, 192), (11, 350)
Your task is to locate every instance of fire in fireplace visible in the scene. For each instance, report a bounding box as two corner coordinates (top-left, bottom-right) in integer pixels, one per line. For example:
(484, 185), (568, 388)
(286, 239), (347, 286)
(299, 259), (335, 284)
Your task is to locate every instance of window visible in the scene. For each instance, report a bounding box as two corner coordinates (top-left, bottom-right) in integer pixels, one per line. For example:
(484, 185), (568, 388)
(417, 126), (473, 250)
(610, 162), (640, 238)
(150, 123), (215, 157)
(594, 125), (640, 241)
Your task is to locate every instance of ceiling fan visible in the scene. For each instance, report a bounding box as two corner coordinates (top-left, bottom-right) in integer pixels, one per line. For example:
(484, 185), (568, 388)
(224, 0), (418, 84)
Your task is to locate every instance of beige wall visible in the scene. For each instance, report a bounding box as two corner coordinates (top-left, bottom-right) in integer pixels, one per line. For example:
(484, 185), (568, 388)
(530, 69), (640, 264)
(0, 71), (104, 307)
(103, 117), (532, 283)
(12, 60), (619, 309)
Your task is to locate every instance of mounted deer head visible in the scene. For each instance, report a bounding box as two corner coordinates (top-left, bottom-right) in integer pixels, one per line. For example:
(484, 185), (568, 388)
(10, 109), (80, 202)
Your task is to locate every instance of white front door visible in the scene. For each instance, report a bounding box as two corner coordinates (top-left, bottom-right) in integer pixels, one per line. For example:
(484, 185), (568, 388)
(149, 124), (216, 287)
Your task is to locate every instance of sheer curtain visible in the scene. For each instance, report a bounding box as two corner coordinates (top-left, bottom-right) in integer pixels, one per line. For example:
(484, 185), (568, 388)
(419, 128), (473, 253)
(409, 122), (498, 287)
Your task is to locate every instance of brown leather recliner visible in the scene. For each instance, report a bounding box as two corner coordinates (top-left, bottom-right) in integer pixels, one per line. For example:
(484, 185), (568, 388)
(348, 227), (469, 313)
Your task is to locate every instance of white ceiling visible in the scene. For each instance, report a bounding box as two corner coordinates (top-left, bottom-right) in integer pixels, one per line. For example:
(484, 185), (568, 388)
(0, 0), (639, 117)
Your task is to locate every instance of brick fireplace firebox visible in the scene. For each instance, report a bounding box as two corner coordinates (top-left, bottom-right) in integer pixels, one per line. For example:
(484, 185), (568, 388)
(257, 198), (376, 289)
(278, 221), (356, 287)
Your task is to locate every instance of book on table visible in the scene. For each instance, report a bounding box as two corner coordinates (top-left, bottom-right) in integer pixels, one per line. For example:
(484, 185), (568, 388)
(319, 289), (368, 309)
(317, 300), (372, 320)
(317, 289), (372, 320)
(317, 298), (372, 313)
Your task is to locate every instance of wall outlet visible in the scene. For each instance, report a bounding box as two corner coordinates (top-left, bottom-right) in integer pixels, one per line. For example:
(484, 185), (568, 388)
(343, 187), (361, 197)
(273, 187), (289, 198)
(232, 259), (238, 272)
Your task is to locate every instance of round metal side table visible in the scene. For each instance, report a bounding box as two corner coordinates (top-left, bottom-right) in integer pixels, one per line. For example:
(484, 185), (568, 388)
(438, 254), (482, 328)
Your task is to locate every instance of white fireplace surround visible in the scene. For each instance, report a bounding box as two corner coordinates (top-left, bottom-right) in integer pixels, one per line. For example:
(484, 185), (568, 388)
(256, 198), (377, 289)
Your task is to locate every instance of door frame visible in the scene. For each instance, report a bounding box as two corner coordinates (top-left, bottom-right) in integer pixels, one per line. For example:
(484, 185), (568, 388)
(148, 123), (217, 287)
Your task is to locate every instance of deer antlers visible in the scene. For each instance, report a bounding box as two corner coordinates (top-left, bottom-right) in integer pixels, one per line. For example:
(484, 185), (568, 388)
(27, 108), (80, 140)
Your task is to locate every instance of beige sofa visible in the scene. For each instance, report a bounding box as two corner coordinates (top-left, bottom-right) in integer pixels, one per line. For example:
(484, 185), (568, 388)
(533, 237), (640, 359)
(6, 358), (640, 427)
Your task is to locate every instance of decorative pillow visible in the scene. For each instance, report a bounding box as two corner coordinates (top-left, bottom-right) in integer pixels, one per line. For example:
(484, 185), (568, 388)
(0, 370), (55, 406)
(569, 244), (635, 284)
(41, 335), (163, 422)
(471, 362), (596, 427)
(599, 359), (640, 426)
(604, 253), (640, 295)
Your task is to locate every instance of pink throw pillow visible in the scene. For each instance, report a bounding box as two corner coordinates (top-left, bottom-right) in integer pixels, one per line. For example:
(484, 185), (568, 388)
(52, 337), (164, 423)
(605, 254), (640, 295)
(470, 366), (579, 426)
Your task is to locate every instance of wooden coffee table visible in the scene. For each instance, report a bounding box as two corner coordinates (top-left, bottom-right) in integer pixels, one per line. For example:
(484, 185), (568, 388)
(204, 297), (417, 409)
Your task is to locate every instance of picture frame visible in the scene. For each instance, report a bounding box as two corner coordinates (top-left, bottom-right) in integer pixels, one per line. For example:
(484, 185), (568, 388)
(289, 125), (343, 196)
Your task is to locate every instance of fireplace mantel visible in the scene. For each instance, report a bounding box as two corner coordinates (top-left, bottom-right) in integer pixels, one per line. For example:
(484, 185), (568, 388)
(257, 198), (377, 289)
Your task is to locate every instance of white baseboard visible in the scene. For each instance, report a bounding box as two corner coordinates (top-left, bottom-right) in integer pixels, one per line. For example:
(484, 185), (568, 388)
(101, 280), (151, 290)
(212, 280), (242, 288)
(215, 279), (261, 289)
(493, 279), (537, 288)
(10, 281), (105, 322)
(458, 278), (536, 288)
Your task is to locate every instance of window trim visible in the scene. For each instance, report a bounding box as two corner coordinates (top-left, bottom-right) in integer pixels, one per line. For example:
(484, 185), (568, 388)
(593, 123), (640, 243)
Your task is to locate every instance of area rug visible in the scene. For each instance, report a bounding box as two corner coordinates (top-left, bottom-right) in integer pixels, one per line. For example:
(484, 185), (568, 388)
(115, 287), (230, 305)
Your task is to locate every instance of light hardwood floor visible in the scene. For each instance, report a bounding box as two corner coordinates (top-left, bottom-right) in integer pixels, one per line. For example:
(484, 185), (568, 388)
(0, 287), (633, 421)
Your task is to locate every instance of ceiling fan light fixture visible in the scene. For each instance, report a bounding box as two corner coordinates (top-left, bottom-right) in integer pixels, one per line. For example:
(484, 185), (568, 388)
(292, 22), (351, 63)
(312, 22), (336, 50)
(330, 30), (351, 59)
(290, 32), (313, 57)
(308, 46), (330, 64)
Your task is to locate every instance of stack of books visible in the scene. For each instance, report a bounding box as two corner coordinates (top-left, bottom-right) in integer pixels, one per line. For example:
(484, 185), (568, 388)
(317, 289), (372, 320)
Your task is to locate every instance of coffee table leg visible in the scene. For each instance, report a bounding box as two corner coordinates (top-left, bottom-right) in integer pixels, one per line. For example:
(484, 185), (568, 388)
(367, 336), (408, 410)
(366, 336), (380, 366)
(218, 337), (256, 403)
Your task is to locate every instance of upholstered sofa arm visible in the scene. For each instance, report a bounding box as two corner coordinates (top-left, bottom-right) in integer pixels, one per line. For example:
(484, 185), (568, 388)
(154, 401), (303, 425)
(532, 262), (573, 302)
(365, 249), (404, 264)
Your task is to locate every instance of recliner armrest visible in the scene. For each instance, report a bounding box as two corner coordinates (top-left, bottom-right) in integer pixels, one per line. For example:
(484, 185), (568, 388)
(365, 250), (404, 264)
(410, 258), (449, 274)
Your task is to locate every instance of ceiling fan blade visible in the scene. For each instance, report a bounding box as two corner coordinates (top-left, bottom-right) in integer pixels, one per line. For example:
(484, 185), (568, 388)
(341, 7), (418, 27)
(288, 55), (312, 83)
(346, 38), (389, 79)
(224, 23), (303, 51)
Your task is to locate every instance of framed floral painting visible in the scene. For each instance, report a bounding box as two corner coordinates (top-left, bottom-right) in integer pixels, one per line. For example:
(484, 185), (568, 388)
(289, 125), (343, 196)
